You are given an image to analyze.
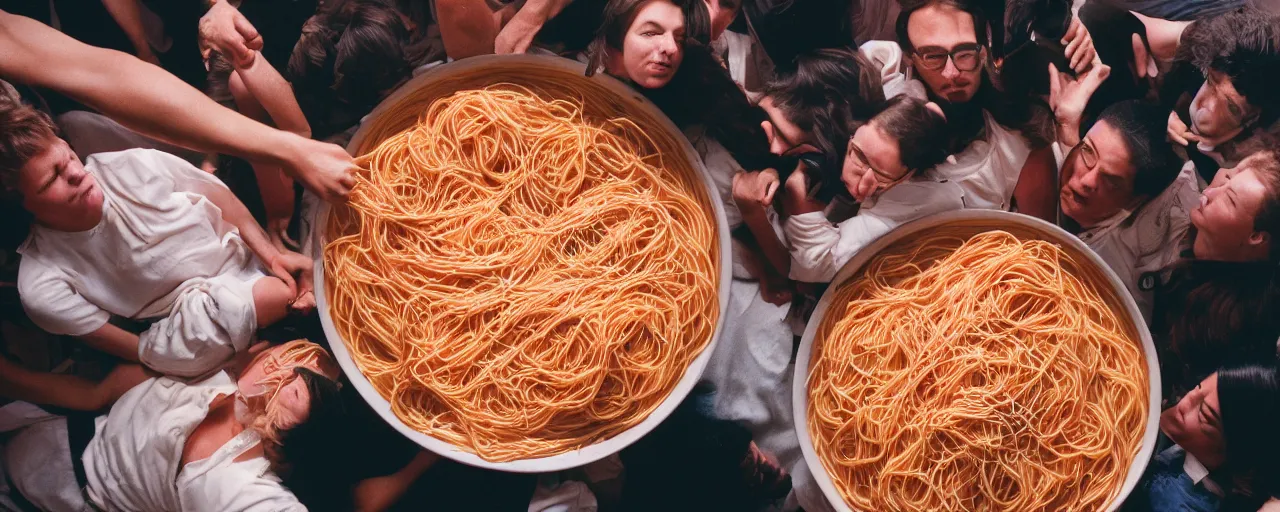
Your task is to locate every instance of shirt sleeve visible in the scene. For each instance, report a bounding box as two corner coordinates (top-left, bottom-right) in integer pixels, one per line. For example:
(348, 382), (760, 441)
(88, 149), (227, 203)
(17, 258), (110, 336)
(786, 181), (966, 283)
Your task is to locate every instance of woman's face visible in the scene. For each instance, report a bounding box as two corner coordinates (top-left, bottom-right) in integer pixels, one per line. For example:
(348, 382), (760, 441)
(613, 0), (686, 89)
(843, 121), (910, 197)
(237, 342), (335, 430)
(1191, 160), (1271, 262)
(1160, 373), (1225, 469)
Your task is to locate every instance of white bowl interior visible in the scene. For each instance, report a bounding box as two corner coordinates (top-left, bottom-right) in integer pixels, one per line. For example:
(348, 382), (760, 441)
(313, 54), (732, 472)
(791, 209), (1162, 511)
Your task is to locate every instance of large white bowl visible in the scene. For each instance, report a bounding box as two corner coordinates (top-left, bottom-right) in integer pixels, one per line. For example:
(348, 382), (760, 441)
(792, 209), (1161, 511)
(312, 54), (732, 473)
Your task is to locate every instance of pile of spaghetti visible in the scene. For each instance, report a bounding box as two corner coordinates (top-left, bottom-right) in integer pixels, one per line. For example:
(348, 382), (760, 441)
(324, 86), (719, 461)
(807, 230), (1147, 511)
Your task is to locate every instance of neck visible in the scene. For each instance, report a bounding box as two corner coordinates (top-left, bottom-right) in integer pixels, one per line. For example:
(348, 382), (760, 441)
(38, 210), (102, 233)
(1138, 13), (1191, 65)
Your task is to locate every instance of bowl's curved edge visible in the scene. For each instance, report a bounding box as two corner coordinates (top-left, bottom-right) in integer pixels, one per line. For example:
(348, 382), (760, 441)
(313, 53), (733, 473)
(791, 209), (1162, 511)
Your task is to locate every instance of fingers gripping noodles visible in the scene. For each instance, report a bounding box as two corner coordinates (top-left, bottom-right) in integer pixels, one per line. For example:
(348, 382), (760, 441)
(324, 86), (719, 461)
(807, 231), (1147, 511)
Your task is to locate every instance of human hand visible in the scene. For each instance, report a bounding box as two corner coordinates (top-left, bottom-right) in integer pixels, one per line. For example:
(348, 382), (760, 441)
(268, 250), (315, 313)
(1167, 111), (1200, 147)
(199, 1), (263, 68)
(279, 136), (357, 204)
(1049, 58), (1110, 146)
(732, 168), (780, 217)
(842, 138), (881, 203)
(494, 15), (541, 54)
(782, 167), (826, 215)
(1062, 16), (1096, 75)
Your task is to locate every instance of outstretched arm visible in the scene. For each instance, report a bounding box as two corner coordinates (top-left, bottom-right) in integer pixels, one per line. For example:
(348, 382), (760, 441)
(0, 357), (151, 411)
(0, 10), (354, 202)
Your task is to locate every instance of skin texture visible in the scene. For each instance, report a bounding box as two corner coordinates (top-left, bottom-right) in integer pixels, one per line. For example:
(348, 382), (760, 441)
(1058, 120), (1142, 228)
(905, 3), (984, 104)
(1160, 373), (1225, 469)
(1189, 70), (1258, 147)
(1191, 159), (1272, 262)
(606, 0), (686, 89)
(0, 9), (355, 202)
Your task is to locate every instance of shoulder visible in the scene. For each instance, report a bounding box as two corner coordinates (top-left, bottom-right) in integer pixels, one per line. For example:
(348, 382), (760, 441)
(183, 461), (304, 512)
(868, 180), (966, 218)
(17, 255), (68, 296)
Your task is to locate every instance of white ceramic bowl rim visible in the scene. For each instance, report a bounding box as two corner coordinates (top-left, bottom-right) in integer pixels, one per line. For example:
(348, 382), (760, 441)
(312, 54), (733, 473)
(791, 209), (1162, 511)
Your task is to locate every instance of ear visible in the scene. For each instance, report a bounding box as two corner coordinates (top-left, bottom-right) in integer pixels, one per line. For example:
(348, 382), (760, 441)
(1249, 230), (1270, 249)
(925, 101), (946, 120)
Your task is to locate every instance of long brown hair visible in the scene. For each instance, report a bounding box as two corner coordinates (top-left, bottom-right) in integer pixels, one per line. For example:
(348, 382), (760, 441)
(585, 0), (779, 172)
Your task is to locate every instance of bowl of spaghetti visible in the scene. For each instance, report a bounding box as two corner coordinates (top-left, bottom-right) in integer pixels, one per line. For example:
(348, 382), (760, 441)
(793, 209), (1160, 511)
(313, 54), (730, 472)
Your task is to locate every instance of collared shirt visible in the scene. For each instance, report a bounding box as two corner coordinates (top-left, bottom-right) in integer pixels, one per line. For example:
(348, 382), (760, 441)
(1183, 450), (1226, 497)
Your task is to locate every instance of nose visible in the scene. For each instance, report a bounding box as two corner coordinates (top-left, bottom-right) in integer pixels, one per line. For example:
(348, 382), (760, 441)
(941, 57), (961, 80)
(1077, 168), (1099, 193)
(64, 163), (87, 186)
(659, 34), (678, 56)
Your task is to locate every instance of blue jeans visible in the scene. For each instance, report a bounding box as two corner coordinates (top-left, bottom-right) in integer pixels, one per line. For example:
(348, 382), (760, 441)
(1143, 447), (1221, 512)
(1105, 0), (1245, 21)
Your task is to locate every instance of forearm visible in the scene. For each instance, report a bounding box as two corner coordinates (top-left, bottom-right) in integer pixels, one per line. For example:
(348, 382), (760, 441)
(354, 451), (440, 512)
(742, 212), (790, 276)
(197, 181), (279, 264)
(100, 0), (150, 55)
(0, 11), (298, 168)
(235, 52), (310, 137)
(512, 0), (573, 25)
(80, 323), (142, 362)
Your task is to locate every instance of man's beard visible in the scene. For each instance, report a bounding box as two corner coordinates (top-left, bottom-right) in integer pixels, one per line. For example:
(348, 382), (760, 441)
(928, 83), (987, 154)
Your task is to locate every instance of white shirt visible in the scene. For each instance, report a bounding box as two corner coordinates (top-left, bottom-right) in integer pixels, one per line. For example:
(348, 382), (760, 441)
(17, 149), (263, 336)
(785, 179), (966, 283)
(83, 372), (304, 512)
(926, 111), (1033, 211)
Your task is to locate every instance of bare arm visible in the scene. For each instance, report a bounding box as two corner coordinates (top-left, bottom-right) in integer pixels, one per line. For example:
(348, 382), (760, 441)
(0, 10), (354, 202)
(0, 357), (151, 411)
(80, 323), (142, 362)
(354, 451), (440, 512)
(1013, 146), (1059, 223)
(192, 179), (314, 300)
(234, 51), (310, 138)
(494, 0), (575, 54)
(100, 0), (156, 63)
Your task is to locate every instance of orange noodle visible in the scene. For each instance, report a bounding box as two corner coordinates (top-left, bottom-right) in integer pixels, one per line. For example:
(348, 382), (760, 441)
(807, 230), (1147, 511)
(323, 86), (719, 461)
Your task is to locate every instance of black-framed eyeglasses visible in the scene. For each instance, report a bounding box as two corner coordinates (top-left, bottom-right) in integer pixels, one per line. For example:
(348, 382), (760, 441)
(847, 140), (910, 189)
(913, 43), (984, 72)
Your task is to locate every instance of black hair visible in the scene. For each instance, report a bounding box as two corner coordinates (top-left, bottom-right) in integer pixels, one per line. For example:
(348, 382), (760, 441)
(895, 0), (1053, 148)
(762, 46), (886, 179)
(1094, 100), (1179, 198)
(1153, 261), (1280, 397)
(618, 383), (791, 510)
(1218, 363), (1280, 505)
(586, 0), (779, 173)
(287, 0), (434, 140)
(1181, 6), (1280, 127)
(274, 367), (352, 511)
(1077, 2), (1154, 123)
(874, 96), (950, 172)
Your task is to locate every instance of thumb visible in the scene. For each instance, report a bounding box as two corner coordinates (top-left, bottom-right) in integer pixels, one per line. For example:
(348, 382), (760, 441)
(763, 180), (779, 204)
(1048, 64), (1061, 104)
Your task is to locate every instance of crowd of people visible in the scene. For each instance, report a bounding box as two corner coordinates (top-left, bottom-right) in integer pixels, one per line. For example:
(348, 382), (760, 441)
(0, 0), (1278, 510)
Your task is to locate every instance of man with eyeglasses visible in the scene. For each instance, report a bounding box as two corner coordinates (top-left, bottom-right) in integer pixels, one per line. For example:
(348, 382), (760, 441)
(892, 0), (1084, 218)
(1057, 100), (1199, 320)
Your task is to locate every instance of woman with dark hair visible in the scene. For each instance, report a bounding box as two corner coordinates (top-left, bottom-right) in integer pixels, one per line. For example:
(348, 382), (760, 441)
(1134, 364), (1280, 511)
(1154, 149), (1280, 395)
(782, 95), (959, 283)
(1, 340), (344, 511)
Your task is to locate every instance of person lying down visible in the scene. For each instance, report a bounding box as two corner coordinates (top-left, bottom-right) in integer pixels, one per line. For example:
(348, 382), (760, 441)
(0, 97), (313, 378)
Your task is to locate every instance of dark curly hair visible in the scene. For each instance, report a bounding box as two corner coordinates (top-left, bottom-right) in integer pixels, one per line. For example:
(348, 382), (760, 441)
(1178, 6), (1280, 127)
